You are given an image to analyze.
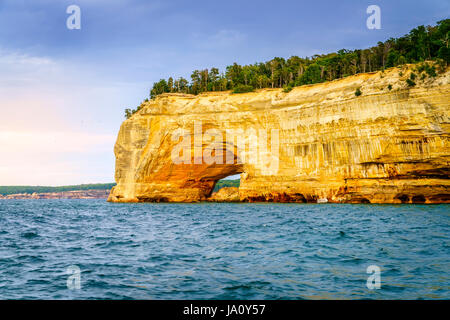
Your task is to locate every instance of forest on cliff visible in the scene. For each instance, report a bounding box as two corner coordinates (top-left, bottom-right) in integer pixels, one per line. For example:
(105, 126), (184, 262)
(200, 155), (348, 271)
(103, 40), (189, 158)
(125, 19), (449, 118)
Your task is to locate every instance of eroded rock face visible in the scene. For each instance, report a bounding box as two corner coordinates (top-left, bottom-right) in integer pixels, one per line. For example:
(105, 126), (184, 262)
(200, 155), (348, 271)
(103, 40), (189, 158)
(109, 65), (450, 204)
(208, 187), (240, 202)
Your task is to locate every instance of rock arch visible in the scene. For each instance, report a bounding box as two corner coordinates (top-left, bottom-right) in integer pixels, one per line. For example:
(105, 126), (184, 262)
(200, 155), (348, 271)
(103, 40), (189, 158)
(108, 66), (450, 203)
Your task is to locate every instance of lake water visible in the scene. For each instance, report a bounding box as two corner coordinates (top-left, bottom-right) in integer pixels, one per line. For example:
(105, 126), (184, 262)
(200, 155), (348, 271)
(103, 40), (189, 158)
(0, 200), (448, 299)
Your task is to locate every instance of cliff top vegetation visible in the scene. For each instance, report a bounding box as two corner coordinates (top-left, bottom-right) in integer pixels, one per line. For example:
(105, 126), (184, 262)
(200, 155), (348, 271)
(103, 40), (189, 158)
(125, 19), (449, 118)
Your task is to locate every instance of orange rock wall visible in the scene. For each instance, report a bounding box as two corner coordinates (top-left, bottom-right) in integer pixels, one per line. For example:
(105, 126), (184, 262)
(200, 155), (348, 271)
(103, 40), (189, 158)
(108, 65), (450, 203)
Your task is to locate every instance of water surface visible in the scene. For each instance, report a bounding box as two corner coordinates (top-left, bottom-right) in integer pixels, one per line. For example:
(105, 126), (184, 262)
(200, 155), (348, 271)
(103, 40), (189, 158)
(0, 200), (448, 299)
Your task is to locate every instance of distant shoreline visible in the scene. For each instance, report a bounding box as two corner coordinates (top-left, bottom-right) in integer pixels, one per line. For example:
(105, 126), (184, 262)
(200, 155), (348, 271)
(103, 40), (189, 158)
(0, 183), (115, 197)
(0, 180), (240, 200)
(0, 189), (111, 200)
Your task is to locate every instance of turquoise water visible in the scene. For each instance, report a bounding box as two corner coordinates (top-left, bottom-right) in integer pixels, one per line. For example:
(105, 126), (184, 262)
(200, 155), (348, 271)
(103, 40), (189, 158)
(0, 200), (448, 300)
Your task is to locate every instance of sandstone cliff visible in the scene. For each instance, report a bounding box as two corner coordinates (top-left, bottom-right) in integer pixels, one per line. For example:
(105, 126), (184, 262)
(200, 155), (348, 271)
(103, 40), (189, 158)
(109, 64), (450, 204)
(208, 187), (240, 202)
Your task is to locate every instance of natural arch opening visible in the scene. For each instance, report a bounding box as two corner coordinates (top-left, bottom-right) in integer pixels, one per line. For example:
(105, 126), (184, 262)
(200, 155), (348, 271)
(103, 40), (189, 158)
(135, 137), (246, 202)
(191, 140), (244, 200)
(213, 174), (241, 193)
(207, 173), (242, 202)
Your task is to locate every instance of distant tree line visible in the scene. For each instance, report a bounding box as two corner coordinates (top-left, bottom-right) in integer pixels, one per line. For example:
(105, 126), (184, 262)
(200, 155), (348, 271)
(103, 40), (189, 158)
(213, 179), (240, 193)
(125, 19), (449, 118)
(0, 183), (116, 196)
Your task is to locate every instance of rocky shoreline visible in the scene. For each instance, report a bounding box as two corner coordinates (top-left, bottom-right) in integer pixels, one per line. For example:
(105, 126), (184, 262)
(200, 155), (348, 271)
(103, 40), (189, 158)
(207, 187), (240, 202)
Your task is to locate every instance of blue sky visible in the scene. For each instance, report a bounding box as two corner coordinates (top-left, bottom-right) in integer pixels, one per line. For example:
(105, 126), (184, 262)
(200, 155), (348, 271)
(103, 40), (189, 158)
(0, 0), (448, 185)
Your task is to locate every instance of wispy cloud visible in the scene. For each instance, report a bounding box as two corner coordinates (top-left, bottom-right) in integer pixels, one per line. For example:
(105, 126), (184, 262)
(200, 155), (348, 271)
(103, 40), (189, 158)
(0, 49), (126, 185)
(208, 29), (246, 48)
(0, 50), (53, 66)
(0, 131), (116, 186)
(0, 131), (115, 154)
(0, 48), (58, 87)
(190, 29), (246, 50)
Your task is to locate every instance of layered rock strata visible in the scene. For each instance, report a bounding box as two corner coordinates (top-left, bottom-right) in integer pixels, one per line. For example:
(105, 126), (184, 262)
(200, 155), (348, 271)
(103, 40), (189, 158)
(109, 65), (450, 203)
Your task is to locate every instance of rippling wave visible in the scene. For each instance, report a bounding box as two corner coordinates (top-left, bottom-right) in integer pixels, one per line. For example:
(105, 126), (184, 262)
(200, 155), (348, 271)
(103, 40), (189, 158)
(0, 200), (448, 299)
